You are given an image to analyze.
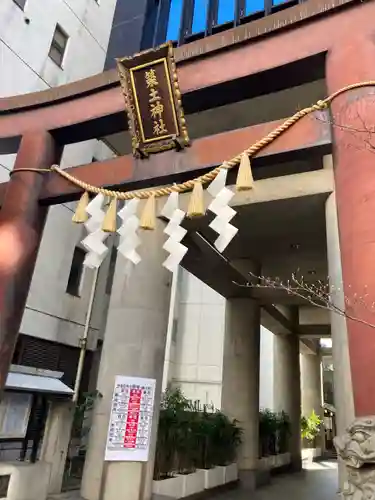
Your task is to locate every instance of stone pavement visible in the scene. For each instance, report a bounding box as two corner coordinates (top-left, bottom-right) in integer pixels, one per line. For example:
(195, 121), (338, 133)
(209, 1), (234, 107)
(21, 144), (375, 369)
(48, 460), (338, 500)
(212, 461), (338, 500)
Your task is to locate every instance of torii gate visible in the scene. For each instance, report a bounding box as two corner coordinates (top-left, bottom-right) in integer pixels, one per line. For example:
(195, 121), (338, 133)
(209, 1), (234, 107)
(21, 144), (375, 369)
(0, 45), (328, 390)
(0, 1), (375, 496)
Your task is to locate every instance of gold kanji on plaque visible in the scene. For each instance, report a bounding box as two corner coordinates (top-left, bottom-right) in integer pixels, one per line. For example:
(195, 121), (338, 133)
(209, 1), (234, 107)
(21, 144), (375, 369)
(117, 42), (190, 156)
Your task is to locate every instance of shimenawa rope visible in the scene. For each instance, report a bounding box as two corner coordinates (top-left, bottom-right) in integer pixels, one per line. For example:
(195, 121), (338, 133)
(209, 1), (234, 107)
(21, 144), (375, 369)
(48, 80), (375, 200)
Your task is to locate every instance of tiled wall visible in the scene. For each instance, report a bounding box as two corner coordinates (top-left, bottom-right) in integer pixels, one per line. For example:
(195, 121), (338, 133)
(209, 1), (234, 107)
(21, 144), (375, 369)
(171, 269), (226, 409)
(168, 270), (277, 411)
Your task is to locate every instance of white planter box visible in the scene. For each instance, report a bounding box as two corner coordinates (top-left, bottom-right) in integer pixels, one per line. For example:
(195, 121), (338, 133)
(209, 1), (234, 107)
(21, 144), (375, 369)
(204, 467), (225, 489)
(302, 447), (322, 462)
(152, 465), (237, 498)
(278, 452), (291, 467)
(153, 475), (184, 498)
(259, 456), (272, 470)
(152, 470), (206, 498)
(224, 463), (238, 484)
(259, 453), (291, 471)
(182, 470), (205, 497)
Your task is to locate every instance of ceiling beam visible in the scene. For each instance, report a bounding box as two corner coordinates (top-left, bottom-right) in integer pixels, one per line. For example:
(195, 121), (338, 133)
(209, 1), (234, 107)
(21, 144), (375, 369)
(180, 231), (253, 298)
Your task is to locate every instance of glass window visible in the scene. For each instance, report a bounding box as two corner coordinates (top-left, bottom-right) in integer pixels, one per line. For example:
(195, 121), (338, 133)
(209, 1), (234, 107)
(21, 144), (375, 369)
(48, 24), (69, 67)
(66, 247), (85, 296)
(166, 0), (184, 41)
(192, 0), (208, 34)
(245, 0), (264, 14)
(273, 0), (289, 5)
(12, 0), (26, 10)
(217, 0), (235, 25)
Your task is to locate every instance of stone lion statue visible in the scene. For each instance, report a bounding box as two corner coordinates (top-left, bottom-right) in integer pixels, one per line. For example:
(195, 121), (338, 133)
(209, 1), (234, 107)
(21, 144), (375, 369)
(335, 418), (375, 499)
(335, 418), (375, 469)
(341, 468), (375, 500)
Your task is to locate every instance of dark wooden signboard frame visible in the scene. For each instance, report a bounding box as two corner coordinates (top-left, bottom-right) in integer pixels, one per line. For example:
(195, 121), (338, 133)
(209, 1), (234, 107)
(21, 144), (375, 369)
(117, 42), (190, 158)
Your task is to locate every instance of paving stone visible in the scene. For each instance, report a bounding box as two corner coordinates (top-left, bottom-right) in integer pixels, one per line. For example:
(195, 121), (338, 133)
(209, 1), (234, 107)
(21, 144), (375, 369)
(209, 461), (338, 500)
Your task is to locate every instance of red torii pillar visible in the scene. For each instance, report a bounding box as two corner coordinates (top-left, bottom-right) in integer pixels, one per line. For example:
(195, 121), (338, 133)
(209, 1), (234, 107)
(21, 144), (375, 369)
(0, 131), (61, 391)
(327, 35), (375, 420)
(326, 36), (375, 495)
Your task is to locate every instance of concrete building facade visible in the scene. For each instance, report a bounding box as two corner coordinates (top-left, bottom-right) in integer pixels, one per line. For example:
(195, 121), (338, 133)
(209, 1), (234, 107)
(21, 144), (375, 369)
(0, 0), (117, 397)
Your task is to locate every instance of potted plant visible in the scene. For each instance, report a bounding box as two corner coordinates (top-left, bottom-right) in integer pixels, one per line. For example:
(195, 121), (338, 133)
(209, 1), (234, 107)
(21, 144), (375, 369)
(276, 411), (291, 454)
(153, 387), (242, 498)
(259, 409), (278, 458)
(301, 410), (323, 460)
(197, 411), (242, 488)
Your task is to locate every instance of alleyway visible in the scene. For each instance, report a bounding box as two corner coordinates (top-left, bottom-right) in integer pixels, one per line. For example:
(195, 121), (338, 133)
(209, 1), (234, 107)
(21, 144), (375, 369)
(212, 461), (338, 500)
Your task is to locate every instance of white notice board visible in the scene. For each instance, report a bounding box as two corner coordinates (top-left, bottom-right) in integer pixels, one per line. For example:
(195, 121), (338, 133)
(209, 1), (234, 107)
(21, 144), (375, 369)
(105, 375), (156, 462)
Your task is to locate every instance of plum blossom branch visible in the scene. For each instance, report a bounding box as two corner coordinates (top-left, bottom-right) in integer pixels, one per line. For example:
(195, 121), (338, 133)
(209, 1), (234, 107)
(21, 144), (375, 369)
(233, 271), (375, 330)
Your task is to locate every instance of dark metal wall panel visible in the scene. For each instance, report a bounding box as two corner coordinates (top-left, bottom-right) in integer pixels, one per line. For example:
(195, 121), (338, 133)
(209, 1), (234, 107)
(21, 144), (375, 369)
(15, 335), (93, 394)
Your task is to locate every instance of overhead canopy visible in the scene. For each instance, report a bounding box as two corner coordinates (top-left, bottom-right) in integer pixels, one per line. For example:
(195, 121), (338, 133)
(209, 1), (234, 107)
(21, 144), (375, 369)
(6, 371), (73, 396)
(323, 403), (336, 414)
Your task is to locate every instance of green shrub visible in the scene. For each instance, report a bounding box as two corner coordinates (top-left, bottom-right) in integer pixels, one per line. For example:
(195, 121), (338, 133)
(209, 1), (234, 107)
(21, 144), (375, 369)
(154, 387), (242, 480)
(259, 409), (291, 457)
(301, 410), (322, 445)
(276, 411), (291, 454)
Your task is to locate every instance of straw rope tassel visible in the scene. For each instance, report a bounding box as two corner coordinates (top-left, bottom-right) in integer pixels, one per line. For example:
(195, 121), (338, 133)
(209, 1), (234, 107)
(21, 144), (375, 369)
(102, 197), (118, 232)
(72, 191), (89, 223)
(140, 194), (156, 230)
(236, 153), (254, 191)
(187, 181), (205, 218)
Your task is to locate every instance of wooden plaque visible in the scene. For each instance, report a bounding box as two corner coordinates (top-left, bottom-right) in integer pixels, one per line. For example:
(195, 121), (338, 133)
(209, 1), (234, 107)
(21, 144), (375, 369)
(117, 42), (190, 157)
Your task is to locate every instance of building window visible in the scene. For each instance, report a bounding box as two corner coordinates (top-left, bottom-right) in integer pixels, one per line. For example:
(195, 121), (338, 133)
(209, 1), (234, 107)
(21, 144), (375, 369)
(166, 0), (184, 41)
(192, 0), (209, 34)
(245, 0), (264, 15)
(217, 0), (235, 25)
(12, 0), (26, 10)
(66, 247), (85, 296)
(48, 24), (68, 67)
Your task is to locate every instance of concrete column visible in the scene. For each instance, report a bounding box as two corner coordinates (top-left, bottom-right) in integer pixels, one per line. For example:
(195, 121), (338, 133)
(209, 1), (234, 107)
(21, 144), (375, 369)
(273, 334), (302, 470)
(300, 353), (322, 417)
(162, 267), (179, 391)
(40, 401), (74, 495)
(326, 192), (355, 489)
(300, 352), (325, 452)
(325, 193), (355, 433)
(81, 219), (171, 500)
(221, 298), (260, 489)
